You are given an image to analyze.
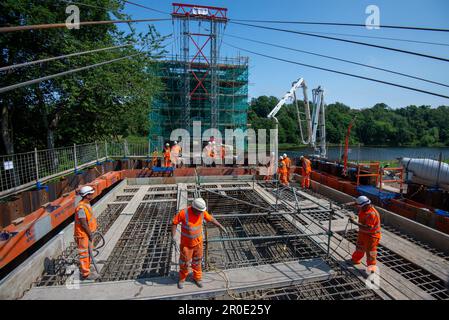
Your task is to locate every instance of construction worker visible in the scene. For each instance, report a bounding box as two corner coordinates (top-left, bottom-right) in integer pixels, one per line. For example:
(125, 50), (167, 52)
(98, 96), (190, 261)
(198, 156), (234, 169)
(152, 148), (158, 167)
(171, 198), (227, 289)
(264, 152), (276, 181)
(348, 196), (382, 271)
(163, 143), (171, 167)
(208, 141), (216, 167)
(300, 155), (312, 189)
(283, 153), (292, 182)
(220, 144), (226, 165)
(171, 141), (182, 168)
(74, 186), (99, 281)
(277, 158), (289, 186)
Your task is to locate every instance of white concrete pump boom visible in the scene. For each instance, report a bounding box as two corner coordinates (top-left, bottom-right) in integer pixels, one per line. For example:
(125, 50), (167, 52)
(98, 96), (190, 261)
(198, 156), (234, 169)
(267, 77), (327, 161)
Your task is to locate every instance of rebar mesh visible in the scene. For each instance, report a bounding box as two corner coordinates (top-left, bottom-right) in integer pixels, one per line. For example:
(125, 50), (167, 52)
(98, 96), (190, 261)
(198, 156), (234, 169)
(99, 201), (175, 281)
(34, 203), (126, 286)
(344, 229), (449, 300)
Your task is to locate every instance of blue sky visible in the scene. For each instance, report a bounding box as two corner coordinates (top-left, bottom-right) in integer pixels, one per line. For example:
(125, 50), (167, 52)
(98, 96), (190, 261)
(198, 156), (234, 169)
(117, 0), (449, 109)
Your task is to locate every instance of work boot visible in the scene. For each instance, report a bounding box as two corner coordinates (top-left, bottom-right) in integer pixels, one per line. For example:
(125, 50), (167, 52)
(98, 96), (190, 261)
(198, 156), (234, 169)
(194, 279), (203, 288)
(177, 281), (184, 289)
(82, 271), (100, 281)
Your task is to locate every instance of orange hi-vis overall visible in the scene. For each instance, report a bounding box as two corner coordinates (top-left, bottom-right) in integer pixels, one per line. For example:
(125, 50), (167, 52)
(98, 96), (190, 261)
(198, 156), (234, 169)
(163, 147), (171, 167)
(302, 158), (312, 188)
(172, 206), (213, 282)
(152, 151), (158, 167)
(351, 206), (382, 266)
(277, 164), (289, 186)
(283, 156), (292, 182)
(74, 200), (98, 277)
(171, 145), (182, 167)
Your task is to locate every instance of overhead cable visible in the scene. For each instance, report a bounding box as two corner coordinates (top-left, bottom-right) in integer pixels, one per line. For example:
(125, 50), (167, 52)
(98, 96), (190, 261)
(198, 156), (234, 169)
(230, 19), (449, 33)
(230, 22), (449, 63)
(0, 18), (170, 33)
(0, 52), (144, 94)
(224, 42), (449, 100)
(0, 44), (132, 72)
(123, 0), (170, 15)
(224, 34), (449, 88)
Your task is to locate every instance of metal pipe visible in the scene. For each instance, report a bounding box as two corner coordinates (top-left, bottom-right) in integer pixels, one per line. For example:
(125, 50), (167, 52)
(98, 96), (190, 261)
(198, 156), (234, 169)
(213, 211), (292, 218)
(207, 232), (328, 242)
(327, 207), (334, 257)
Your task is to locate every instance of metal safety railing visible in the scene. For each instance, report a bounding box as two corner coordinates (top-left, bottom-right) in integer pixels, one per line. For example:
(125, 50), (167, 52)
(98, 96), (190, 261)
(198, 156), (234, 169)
(0, 140), (157, 199)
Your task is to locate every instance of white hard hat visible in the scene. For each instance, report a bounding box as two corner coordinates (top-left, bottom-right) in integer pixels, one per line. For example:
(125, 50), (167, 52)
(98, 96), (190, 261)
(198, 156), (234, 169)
(283, 153), (287, 158)
(165, 143), (169, 146)
(174, 141), (177, 144)
(356, 196), (371, 206)
(79, 185), (94, 197)
(271, 151), (275, 156)
(208, 141), (212, 144)
(279, 156), (284, 160)
(192, 198), (207, 212)
(300, 155), (304, 159)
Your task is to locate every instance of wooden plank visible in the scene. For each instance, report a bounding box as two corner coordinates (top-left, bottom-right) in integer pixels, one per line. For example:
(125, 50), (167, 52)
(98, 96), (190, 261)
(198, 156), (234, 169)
(380, 230), (449, 282)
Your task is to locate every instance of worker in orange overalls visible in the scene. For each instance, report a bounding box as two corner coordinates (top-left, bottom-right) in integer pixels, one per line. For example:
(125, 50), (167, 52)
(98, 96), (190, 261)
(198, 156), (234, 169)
(171, 141), (182, 168)
(300, 155), (312, 189)
(208, 141), (217, 167)
(74, 186), (99, 280)
(171, 198), (227, 289)
(163, 143), (171, 167)
(220, 144), (226, 166)
(349, 196), (382, 271)
(152, 148), (158, 167)
(283, 153), (292, 182)
(277, 157), (289, 186)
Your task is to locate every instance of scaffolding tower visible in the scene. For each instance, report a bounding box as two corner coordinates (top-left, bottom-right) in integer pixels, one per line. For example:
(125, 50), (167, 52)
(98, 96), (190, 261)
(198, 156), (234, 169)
(149, 3), (249, 143)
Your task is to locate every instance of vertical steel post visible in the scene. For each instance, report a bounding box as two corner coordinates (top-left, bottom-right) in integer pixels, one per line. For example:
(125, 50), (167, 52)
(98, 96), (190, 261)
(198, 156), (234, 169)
(95, 141), (99, 164)
(73, 143), (78, 173)
(327, 205), (333, 257)
(34, 148), (39, 184)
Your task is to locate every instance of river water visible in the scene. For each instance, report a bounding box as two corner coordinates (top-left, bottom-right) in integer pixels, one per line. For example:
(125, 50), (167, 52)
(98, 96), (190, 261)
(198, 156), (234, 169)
(282, 147), (449, 162)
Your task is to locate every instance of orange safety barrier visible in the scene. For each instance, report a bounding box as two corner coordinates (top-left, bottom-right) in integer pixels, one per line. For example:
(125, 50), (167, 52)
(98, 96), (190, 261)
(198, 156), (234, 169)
(379, 167), (404, 193)
(356, 162), (380, 187)
(0, 171), (122, 270)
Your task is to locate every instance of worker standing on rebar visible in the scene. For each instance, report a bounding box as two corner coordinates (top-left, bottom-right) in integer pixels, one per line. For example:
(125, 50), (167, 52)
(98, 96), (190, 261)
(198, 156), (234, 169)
(348, 196), (382, 271)
(277, 157), (289, 186)
(283, 153), (292, 182)
(171, 198), (227, 289)
(300, 155), (312, 189)
(171, 141), (182, 168)
(209, 141), (217, 167)
(74, 186), (99, 281)
(163, 143), (171, 167)
(152, 148), (159, 167)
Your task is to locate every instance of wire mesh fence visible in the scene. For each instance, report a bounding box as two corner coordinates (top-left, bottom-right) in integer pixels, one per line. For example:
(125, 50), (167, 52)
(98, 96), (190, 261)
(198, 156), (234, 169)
(0, 140), (153, 198)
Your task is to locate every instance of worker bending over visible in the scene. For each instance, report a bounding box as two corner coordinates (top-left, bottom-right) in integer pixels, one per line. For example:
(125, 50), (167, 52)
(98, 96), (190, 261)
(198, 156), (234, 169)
(348, 196), (382, 271)
(74, 186), (99, 280)
(163, 143), (171, 167)
(300, 155), (312, 189)
(277, 157), (289, 186)
(172, 198), (226, 289)
(283, 153), (291, 182)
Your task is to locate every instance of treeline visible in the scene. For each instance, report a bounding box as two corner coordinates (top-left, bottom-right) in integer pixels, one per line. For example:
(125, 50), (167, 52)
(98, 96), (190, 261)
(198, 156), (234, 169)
(0, 0), (167, 155)
(249, 96), (449, 147)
